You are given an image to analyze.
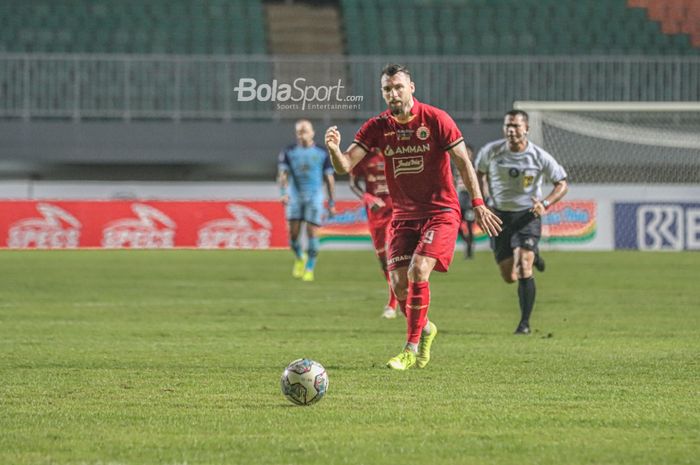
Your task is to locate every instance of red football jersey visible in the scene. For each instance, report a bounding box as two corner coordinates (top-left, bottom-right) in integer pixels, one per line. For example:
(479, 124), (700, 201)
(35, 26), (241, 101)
(354, 98), (464, 220)
(351, 148), (391, 199)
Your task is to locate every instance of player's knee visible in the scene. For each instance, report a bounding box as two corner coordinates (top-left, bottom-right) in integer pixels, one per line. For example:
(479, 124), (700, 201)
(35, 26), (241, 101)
(407, 259), (432, 282)
(517, 263), (533, 279)
(517, 252), (535, 279)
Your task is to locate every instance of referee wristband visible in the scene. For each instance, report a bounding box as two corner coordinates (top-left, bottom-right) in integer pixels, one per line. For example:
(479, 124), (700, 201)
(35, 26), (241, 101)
(471, 198), (485, 207)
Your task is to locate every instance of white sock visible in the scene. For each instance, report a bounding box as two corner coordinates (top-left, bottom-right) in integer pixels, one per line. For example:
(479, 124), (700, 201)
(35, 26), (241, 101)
(405, 342), (418, 353)
(422, 319), (432, 335)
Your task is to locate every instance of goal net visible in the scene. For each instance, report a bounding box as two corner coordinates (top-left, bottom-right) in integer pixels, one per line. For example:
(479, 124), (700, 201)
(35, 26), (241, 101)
(509, 102), (700, 250)
(512, 102), (700, 184)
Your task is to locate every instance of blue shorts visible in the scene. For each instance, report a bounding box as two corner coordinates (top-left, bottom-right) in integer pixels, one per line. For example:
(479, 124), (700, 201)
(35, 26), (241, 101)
(286, 196), (325, 226)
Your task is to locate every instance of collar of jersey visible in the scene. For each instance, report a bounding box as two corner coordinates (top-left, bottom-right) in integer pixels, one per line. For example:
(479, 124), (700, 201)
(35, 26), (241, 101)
(506, 140), (531, 155)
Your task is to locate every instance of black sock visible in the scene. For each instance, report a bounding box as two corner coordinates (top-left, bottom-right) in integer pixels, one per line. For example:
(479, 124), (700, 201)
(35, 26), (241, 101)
(517, 277), (536, 324)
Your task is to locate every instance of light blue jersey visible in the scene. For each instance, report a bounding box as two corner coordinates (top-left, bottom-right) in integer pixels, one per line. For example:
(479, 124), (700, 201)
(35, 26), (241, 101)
(278, 144), (333, 201)
(278, 143), (333, 225)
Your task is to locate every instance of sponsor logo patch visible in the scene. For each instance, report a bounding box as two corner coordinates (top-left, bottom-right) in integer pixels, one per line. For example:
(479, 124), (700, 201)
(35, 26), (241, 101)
(393, 156), (425, 177)
(387, 254), (412, 265)
(397, 129), (414, 141)
(383, 143), (430, 157)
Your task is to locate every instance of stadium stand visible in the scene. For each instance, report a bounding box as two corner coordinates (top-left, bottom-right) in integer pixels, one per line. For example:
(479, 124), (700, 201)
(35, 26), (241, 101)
(340, 0), (699, 56)
(0, 0), (267, 54)
(631, 0), (700, 46)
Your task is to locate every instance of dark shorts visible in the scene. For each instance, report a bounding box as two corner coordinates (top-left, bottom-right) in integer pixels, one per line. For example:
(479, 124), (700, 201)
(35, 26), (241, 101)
(387, 210), (461, 273)
(491, 209), (541, 263)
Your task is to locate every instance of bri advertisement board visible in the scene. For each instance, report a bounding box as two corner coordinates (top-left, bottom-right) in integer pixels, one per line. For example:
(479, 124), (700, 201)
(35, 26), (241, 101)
(614, 202), (700, 251)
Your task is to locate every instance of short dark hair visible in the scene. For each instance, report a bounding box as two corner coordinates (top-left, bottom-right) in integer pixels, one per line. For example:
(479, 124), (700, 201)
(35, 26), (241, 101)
(505, 109), (529, 123)
(381, 63), (411, 79)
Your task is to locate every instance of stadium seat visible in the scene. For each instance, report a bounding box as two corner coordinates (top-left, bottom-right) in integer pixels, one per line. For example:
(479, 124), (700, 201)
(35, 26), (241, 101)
(340, 0), (699, 56)
(0, 0), (268, 55)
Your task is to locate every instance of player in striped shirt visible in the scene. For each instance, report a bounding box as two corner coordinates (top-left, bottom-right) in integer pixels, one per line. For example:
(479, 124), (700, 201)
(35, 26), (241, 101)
(325, 64), (502, 370)
(476, 110), (568, 335)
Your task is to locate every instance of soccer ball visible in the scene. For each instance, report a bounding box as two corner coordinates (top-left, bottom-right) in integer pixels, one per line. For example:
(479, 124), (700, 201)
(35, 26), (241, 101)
(280, 358), (329, 406)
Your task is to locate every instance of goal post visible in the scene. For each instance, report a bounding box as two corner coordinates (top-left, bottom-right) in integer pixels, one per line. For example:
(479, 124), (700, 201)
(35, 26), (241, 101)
(512, 101), (700, 184)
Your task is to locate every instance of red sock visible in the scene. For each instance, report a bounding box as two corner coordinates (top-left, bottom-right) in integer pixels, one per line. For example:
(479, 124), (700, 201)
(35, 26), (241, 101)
(406, 281), (430, 345)
(383, 270), (398, 309)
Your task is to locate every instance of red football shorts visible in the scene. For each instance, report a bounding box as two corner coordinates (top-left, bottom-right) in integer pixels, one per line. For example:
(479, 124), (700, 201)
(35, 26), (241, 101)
(387, 210), (461, 272)
(366, 204), (393, 254)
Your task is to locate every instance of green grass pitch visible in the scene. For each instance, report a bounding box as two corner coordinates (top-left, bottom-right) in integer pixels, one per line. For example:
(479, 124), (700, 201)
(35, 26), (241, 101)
(1, 249), (698, 465)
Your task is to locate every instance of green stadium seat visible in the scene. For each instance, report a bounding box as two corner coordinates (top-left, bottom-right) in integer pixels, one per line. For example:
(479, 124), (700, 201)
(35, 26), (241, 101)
(340, 0), (699, 56)
(0, 0), (267, 55)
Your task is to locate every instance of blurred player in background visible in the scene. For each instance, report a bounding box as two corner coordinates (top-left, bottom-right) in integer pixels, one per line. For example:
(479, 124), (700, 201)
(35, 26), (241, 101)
(349, 147), (398, 319)
(451, 144), (476, 259)
(325, 64), (502, 370)
(476, 110), (568, 334)
(278, 119), (336, 282)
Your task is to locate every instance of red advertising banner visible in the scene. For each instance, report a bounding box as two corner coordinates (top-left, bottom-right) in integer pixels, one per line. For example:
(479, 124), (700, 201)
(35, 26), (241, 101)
(0, 199), (595, 249)
(0, 201), (290, 249)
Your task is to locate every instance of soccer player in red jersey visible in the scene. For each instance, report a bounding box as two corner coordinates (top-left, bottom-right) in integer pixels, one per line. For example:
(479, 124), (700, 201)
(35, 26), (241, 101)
(349, 147), (399, 319)
(325, 64), (502, 370)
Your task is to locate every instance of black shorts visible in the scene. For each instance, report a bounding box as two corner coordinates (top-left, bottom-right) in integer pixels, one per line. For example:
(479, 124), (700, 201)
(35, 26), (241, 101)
(491, 209), (541, 263)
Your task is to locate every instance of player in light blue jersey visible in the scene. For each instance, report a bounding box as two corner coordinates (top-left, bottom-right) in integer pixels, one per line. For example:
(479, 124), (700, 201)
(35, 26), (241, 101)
(476, 110), (568, 335)
(277, 119), (336, 282)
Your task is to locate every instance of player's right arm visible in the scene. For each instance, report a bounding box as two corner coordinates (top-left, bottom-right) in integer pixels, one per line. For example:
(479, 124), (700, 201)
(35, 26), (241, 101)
(277, 148), (290, 205)
(277, 169), (289, 205)
(324, 126), (368, 175)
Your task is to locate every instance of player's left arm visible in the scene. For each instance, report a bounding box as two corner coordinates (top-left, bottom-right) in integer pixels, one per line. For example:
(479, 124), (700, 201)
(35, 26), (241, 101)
(532, 179), (568, 217)
(277, 168), (289, 205)
(531, 152), (569, 217)
(449, 142), (502, 237)
(322, 151), (337, 217)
